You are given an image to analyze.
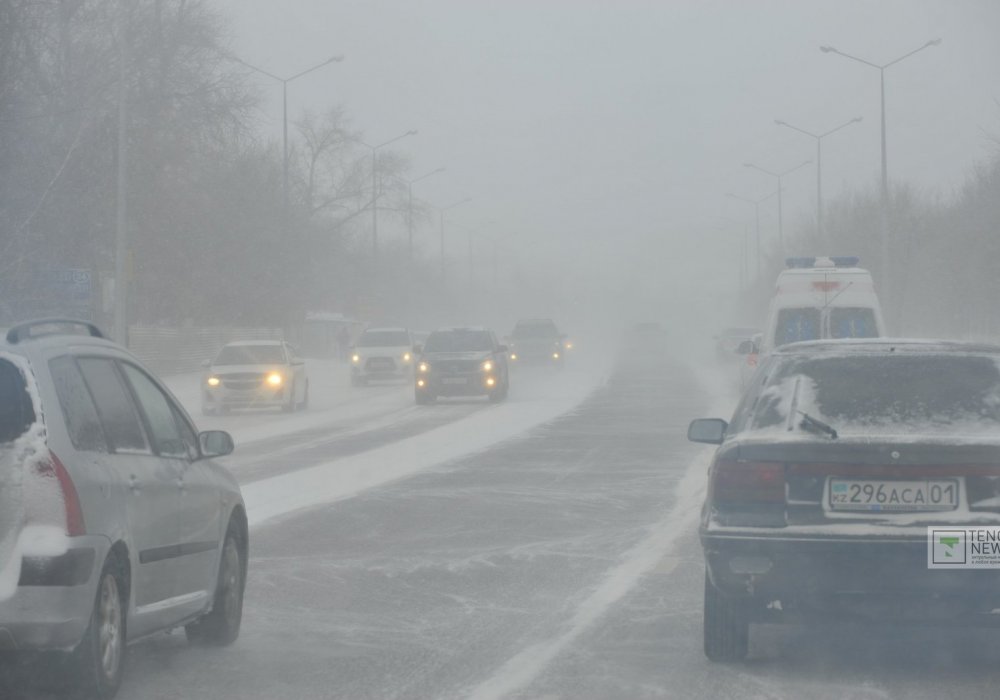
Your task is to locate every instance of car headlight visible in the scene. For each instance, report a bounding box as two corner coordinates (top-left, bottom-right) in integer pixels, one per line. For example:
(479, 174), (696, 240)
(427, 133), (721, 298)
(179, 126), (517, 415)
(552, 352), (560, 360)
(351, 353), (361, 364)
(207, 376), (221, 387)
(482, 360), (494, 372)
(403, 352), (412, 362)
(266, 371), (284, 387)
(564, 341), (574, 350)
(418, 362), (429, 373)
(510, 353), (518, 361)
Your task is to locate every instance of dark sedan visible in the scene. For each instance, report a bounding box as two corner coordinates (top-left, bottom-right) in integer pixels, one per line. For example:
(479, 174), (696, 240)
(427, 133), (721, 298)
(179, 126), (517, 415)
(689, 339), (1000, 662)
(414, 327), (510, 404)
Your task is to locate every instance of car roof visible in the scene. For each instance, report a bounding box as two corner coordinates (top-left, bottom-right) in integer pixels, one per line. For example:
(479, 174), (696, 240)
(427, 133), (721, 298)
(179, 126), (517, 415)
(1, 333), (125, 356)
(773, 338), (1000, 356)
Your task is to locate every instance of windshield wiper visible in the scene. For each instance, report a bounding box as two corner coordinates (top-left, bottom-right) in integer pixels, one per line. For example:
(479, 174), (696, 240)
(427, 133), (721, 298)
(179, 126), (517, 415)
(797, 410), (838, 439)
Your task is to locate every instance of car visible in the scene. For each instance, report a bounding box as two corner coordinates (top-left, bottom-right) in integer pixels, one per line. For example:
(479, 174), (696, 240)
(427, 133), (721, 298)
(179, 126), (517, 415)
(201, 340), (308, 414)
(714, 327), (758, 363)
(349, 327), (415, 386)
(506, 318), (566, 366)
(0, 318), (246, 698)
(688, 338), (1000, 662)
(414, 327), (510, 404)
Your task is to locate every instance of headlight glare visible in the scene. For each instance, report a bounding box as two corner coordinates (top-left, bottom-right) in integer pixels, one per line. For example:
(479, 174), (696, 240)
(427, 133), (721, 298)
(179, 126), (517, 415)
(207, 376), (221, 387)
(351, 353), (360, 364)
(482, 360), (494, 372)
(418, 362), (429, 373)
(266, 371), (283, 387)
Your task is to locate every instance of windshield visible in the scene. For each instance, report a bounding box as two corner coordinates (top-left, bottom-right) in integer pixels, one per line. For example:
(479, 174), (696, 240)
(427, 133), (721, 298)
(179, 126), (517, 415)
(512, 322), (558, 339)
(750, 353), (1000, 436)
(424, 330), (493, 352)
(213, 345), (285, 365)
(357, 330), (409, 347)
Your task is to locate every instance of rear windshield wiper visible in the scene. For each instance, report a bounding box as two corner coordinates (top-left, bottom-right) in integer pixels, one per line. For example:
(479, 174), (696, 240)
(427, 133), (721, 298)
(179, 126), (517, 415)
(797, 411), (838, 439)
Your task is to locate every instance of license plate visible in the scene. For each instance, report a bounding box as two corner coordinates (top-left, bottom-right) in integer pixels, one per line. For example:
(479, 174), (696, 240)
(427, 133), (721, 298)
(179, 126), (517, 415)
(442, 377), (468, 386)
(828, 478), (959, 512)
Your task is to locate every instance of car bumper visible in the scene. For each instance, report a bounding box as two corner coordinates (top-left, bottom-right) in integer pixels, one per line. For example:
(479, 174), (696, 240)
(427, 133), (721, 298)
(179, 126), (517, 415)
(0, 539), (104, 651)
(203, 386), (290, 408)
(702, 530), (1000, 624)
(352, 364), (411, 379)
(418, 373), (496, 397)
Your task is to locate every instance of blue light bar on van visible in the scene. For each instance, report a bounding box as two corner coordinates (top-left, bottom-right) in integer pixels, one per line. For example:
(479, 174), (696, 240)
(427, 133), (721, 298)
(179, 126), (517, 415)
(785, 256), (861, 269)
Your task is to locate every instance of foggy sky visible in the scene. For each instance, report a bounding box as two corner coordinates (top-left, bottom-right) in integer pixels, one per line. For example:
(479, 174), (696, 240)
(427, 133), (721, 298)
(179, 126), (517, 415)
(213, 0), (1000, 316)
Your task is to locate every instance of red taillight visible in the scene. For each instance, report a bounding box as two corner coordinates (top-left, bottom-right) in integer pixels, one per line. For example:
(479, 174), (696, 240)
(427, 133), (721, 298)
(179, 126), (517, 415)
(710, 460), (786, 504)
(33, 451), (86, 536)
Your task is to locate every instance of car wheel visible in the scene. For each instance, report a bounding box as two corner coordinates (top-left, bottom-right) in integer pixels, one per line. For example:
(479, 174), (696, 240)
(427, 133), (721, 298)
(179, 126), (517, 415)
(69, 554), (127, 699)
(415, 389), (434, 405)
(186, 526), (245, 646)
(488, 385), (506, 403)
(282, 387), (296, 413)
(299, 381), (309, 409)
(703, 570), (749, 662)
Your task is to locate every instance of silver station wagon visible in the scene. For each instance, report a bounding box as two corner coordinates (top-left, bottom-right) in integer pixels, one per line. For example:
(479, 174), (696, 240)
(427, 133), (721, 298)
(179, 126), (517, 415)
(0, 319), (247, 698)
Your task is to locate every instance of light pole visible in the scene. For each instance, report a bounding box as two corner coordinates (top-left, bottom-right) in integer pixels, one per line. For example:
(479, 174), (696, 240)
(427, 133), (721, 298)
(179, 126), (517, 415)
(403, 167), (446, 262)
(820, 39), (941, 297)
(230, 54), (344, 217)
(727, 191), (778, 277)
(775, 117), (863, 243)
(743, 159), (811, 257)
(438, 198), (472, 281)
(346, 130), (418, 266)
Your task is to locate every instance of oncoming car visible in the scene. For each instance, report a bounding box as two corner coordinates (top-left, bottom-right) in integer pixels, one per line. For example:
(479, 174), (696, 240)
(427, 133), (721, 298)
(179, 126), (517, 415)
(202, 340), (308, 414)
(350, 327), (414, 385)
(689, 339), (1000, 662)
(0, 319), (246, 698)
(414, 327), (509, 404)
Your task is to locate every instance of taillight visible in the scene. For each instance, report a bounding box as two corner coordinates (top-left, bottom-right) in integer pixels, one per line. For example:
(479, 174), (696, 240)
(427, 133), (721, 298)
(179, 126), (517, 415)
(32, 451), (86, 536)
(710, 460), (786, 504)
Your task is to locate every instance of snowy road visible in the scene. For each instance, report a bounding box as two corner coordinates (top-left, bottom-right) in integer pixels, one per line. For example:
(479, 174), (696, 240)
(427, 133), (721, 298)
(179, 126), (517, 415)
(12, 339), (1000, 699)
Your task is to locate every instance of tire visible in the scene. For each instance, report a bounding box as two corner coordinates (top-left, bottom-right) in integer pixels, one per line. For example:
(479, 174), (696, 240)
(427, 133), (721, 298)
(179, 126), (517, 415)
(69, 554), (127, 699)
(703, 570), (749, 662)
(282, 387), (296, 413)
(186, 527), (245, 646)
(299, 381), (309, 409)
(415, 390), (434, 405)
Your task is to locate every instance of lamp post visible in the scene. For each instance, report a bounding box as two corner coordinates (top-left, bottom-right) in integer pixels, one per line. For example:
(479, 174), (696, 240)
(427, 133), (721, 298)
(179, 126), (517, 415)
(403, 167), (446, 262)
(742, 159), (811, 257)
(727, 190), (779, 277)
(820, 39), (941, 298)
(230, 54), (344, 218)
(438, 198), (472, 281)
(346, 130), (418, 266)
(774, 117), (863, 243)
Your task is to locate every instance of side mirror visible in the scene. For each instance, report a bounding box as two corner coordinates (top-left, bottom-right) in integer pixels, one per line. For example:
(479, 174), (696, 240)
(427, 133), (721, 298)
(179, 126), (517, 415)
(687, 418), (727, 445)
(199, 430), (234, 458)
(412, 344), (423, 354)
(736, 340), (757, 355)
(200, 359), (212, 369)
(498, 344), (508, 353)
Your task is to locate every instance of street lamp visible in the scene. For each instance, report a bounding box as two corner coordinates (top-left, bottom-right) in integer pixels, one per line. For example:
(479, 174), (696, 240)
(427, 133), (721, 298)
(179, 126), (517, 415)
(403, 167), (446, 262)
(438, 198), (472, 281)
(726, 190), (779, 277)
(775, 117), (863, 243)
(346, 130), (418, 265)
(230, 54), (344, 217)
(743, 159), (811, 256)
(820, 39), (941, 297)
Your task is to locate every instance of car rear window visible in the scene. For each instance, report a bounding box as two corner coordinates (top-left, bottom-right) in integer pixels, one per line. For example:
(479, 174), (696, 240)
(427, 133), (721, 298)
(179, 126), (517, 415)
(0, 358), (35, 445)
(358, 331), (410, 347)
(774, 308), (821, 347)
(214, 344), (285, 365)
(749, 353), (1000, 437)
(829, 307), (878, 339)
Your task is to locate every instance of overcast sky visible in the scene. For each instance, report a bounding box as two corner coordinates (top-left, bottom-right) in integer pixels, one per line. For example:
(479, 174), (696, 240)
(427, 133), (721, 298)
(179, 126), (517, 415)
(212, 0), (1000, 317)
